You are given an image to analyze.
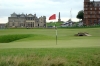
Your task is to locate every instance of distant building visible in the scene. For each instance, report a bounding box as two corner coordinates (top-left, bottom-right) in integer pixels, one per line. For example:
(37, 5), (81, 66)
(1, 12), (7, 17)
(0, 23), (6, 29)
(61, 19), (73, 27)
(84, 0), (100, 26)
(77, 21), (83, 27)
(8, 13), (46, 28)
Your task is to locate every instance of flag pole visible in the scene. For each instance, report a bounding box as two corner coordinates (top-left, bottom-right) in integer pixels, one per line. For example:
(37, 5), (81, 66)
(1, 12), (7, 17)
(48, 14), (57, 45)
(55, 22), (57, 45)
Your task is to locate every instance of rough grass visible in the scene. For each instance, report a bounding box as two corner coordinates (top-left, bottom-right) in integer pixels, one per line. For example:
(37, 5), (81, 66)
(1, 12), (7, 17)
(0, 48), (100, 66)
(0, 55), (66, 66)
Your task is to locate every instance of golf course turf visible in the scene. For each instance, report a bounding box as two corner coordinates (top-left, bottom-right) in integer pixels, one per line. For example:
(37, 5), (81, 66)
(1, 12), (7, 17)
(0, 28), (100, 66)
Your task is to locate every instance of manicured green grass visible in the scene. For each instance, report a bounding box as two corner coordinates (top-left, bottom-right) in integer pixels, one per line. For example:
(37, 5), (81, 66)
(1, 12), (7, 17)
(0, 28), (100, 48)
(0, 28), (100, 66)
(47, 22), (63, 27)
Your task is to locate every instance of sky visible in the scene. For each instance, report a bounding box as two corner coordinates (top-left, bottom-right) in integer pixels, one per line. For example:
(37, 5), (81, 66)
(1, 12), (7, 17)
(0, 0), (99, 23)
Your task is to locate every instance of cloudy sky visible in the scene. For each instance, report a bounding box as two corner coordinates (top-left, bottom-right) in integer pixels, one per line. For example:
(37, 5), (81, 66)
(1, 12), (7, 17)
(0, 0), (99, 23)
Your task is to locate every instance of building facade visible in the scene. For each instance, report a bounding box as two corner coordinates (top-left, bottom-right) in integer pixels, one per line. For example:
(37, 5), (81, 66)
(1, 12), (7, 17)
(0, 23), (6, 29)
(8, 13), (46, 28)
(84, 0), (100, 26)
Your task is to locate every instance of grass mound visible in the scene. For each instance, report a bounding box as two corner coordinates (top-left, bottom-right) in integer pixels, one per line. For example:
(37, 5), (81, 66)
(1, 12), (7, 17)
(0, 34), (31, 43)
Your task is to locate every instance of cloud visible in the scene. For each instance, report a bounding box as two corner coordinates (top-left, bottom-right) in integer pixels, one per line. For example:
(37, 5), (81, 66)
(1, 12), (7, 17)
(0, 16), (8, 23)
(0, 0), (85, 23)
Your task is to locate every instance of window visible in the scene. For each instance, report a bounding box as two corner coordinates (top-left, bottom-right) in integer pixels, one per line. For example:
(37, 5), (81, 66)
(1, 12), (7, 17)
(85, 16), (87, 18)
(13, 23), (14, 26)
(86, 5), (87, 7)
(94, 20), (96, 23)
(90, 11), (92, 14)
(90, 20), (92, 23)
(93, 11), (95, 14)
(97, 4), (99, 6)
(88, 20), (90, 23)
(84, 8), (87, 10)
(90, 8), (92, 10)
(85, 12), (87, 14)
(94, 4), (97, 7)
(97, 12), (99, 14)
(95, 8), (97, 10)
(28, 18), (30, 20)
(98, 19), (100, 24)
(95, 12), (97, 14)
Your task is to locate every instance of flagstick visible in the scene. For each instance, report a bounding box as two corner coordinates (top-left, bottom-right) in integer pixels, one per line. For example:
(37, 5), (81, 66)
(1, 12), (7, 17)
(49, 14), (57, 45)
(55, 22), (57, 45)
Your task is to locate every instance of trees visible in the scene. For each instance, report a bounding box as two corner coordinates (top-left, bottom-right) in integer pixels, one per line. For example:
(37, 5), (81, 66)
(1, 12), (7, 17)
(76, 10), (84, 21)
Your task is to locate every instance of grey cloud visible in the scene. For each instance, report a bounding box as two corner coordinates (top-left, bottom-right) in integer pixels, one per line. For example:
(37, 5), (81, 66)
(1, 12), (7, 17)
(0, 0), (85, 23)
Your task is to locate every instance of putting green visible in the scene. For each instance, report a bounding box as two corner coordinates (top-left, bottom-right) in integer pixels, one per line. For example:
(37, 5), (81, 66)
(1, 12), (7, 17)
(0, 28), (100, 48)
(0, 39), (99, 48)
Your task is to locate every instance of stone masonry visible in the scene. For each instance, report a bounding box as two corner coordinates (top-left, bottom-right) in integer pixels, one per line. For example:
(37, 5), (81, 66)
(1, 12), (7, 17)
(8, 12), (46, 28)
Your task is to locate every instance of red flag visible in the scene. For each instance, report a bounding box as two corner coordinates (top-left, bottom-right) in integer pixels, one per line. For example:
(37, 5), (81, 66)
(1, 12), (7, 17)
(49, 14), (56, 20)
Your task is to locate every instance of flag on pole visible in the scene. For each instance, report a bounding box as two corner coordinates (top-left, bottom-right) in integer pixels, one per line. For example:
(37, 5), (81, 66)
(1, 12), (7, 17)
(49, 14), (56, 20)
(49, 14), (57, 45)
